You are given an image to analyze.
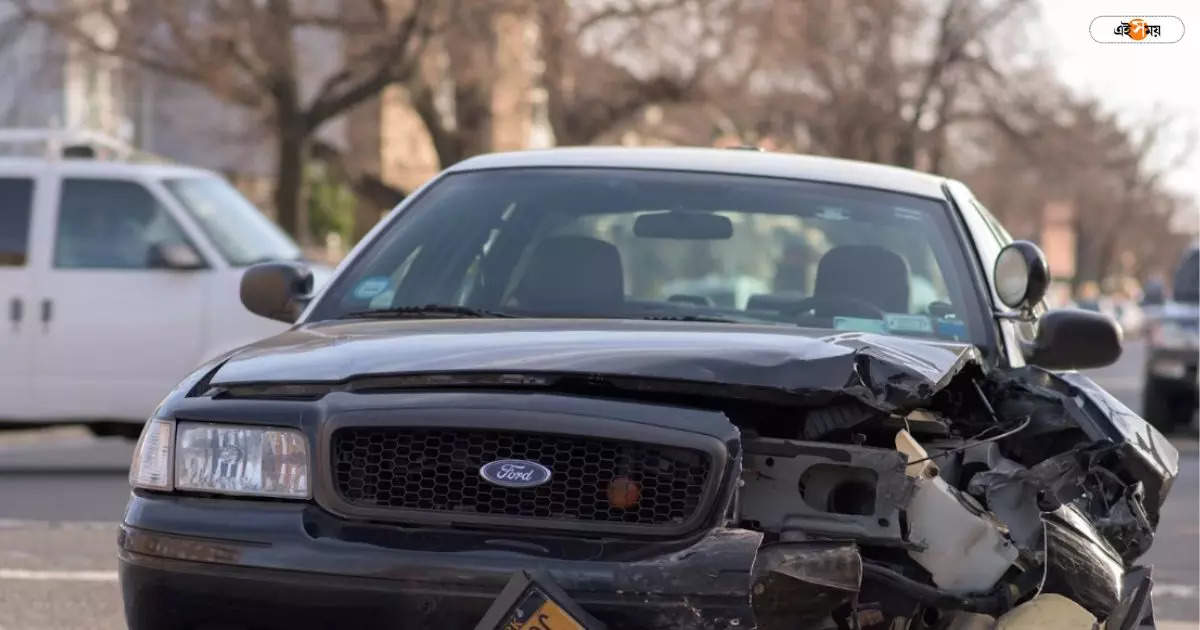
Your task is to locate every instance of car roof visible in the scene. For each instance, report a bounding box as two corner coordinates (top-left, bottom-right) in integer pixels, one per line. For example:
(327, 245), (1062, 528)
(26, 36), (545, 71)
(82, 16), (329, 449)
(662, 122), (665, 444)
(448, 147), (950, 199)
(0, 157), (220, 180)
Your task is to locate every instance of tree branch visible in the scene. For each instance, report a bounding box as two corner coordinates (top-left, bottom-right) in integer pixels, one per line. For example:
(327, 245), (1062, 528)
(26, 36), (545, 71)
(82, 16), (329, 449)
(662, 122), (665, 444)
(303, 0), (436, 128)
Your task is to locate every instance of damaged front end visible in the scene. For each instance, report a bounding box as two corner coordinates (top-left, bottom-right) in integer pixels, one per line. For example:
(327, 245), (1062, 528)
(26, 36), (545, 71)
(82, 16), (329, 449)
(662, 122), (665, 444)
(723, 337), (1179, 629)
(197, 325), (1178, 630)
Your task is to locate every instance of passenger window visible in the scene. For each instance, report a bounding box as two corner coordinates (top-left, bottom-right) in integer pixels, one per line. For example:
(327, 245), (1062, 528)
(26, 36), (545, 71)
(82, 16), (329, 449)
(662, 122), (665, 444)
(0, 178), (34, 267)
(54, 179), (192, 269)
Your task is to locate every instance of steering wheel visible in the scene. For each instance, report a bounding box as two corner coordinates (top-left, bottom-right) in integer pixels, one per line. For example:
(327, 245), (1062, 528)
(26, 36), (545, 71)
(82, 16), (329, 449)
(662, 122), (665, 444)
(788, 295), (887, 320)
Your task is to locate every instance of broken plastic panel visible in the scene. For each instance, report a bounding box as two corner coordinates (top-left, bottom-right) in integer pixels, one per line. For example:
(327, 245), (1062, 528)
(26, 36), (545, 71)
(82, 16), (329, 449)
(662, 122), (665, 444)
(896, 430), (1019, 594)
(739, 437), (913, 545)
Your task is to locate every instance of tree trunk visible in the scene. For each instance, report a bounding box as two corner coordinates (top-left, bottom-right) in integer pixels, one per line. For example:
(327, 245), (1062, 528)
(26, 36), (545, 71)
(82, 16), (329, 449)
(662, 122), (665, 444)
(273, 125), (310, 245)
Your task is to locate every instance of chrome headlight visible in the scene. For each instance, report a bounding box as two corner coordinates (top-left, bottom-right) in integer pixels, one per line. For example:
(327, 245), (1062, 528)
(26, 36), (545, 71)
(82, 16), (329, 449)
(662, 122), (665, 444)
(129, 419), (310, 499)
(175, 422), (311, 499)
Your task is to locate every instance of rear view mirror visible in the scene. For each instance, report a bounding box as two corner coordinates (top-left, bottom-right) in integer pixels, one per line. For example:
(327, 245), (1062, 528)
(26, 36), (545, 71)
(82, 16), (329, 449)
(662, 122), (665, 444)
(240, 262), (314, 323)
(147, 242), (204, 270)
(1026, 308), (1122, 370)
(634, 211), (733, 239)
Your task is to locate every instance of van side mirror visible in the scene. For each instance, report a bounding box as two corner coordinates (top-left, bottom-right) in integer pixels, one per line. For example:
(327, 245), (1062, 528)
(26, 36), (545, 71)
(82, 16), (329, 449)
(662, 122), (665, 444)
(240, 262), (313, 323)
(1026, 308), (1123, 370)
(147, 242), (204, 270)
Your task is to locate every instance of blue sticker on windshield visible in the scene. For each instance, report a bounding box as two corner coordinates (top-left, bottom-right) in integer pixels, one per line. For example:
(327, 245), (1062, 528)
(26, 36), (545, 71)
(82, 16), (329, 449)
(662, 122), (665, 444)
(934, 318), (968, 341)
(353, 276), (390, 300)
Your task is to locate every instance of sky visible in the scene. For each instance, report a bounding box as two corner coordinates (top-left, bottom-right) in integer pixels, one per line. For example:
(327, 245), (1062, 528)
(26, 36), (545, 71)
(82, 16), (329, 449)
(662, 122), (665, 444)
(1035, 1), (1200, 218)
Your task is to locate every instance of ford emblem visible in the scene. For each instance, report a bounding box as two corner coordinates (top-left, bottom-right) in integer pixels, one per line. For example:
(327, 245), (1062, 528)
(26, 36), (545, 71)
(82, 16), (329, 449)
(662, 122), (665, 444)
(479, 459), (552, 488)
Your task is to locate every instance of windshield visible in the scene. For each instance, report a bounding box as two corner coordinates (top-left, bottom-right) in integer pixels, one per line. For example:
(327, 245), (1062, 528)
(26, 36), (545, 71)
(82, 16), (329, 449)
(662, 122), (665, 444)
(164, 177), (301, 266)
(311, 168), (988, 345)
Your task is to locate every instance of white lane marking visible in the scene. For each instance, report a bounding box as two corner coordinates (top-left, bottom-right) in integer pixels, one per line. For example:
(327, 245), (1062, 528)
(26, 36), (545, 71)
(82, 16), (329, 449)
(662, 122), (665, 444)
(0, 568), (118, 582)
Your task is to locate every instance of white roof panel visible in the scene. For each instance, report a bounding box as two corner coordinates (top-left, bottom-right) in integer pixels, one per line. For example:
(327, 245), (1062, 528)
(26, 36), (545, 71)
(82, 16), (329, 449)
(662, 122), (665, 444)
(448, 147), (949, 199)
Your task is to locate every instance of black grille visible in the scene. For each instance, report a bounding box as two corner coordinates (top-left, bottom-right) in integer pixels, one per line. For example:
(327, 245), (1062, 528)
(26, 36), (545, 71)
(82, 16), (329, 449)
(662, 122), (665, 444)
(331, 428), (712, 528)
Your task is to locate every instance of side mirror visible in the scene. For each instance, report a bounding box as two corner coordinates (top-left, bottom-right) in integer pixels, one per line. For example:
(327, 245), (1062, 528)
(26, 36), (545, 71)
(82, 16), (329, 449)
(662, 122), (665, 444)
(240, 262), (313, 323)
(994, 241), (1049, 311)
(147, 242), (204, 270)
(1026, 308), (1123, 370)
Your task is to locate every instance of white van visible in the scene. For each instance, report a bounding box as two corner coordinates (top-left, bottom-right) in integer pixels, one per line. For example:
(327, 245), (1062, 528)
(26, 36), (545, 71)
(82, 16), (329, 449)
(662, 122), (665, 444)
(0, 130), (319, 436)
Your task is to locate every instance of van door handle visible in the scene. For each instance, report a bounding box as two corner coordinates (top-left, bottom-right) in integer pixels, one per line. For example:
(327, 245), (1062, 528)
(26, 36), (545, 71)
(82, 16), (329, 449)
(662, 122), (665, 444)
(40, 299), (52, 327)
(7, 297), (20, 327)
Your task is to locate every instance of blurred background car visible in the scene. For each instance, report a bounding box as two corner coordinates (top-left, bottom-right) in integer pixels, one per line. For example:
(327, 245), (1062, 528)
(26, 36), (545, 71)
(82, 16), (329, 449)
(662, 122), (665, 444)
(0, 129), (329, 437)
(1142, 245), (1200, 431)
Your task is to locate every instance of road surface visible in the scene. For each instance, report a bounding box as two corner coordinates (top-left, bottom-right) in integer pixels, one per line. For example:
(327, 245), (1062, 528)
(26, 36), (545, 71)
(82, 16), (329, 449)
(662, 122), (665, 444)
(0, 340), (1195, 629)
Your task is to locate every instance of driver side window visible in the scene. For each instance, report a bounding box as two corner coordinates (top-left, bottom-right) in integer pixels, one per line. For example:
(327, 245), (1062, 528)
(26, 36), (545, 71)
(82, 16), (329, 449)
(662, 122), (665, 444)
(54, 179), (194, 270)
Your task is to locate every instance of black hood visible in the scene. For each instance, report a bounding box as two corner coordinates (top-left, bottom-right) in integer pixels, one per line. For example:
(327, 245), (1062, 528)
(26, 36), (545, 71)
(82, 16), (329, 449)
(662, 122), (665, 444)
(209, 319), (981, 411)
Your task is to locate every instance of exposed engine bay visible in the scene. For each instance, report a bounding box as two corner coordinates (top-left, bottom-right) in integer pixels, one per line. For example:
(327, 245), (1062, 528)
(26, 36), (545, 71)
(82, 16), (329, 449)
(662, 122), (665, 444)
(723, 353), (1175, 629)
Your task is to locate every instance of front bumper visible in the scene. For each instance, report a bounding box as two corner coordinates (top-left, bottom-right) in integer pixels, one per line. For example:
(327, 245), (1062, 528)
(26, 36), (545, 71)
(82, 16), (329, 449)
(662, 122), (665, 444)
(119, 493), (761, 630)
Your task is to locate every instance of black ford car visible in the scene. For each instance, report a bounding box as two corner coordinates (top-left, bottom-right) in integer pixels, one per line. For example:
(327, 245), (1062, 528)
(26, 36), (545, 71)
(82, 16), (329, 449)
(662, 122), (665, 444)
(120, 148), (1178, 630)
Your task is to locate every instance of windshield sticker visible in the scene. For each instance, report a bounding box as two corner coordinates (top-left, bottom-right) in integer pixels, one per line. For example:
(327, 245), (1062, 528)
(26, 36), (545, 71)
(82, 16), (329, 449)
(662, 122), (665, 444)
(815, 207), (848, 221)
(934, 318), (969, 341)
(833, 316), (888, 334)
(884, 313), (933, 334)
(353, 276), (390, 300)
(893, 207), (924, 222)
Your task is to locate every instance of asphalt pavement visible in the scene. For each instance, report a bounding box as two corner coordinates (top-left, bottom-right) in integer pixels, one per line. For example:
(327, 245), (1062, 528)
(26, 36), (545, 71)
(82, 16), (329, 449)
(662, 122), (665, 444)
(0, 339), (1195, 629)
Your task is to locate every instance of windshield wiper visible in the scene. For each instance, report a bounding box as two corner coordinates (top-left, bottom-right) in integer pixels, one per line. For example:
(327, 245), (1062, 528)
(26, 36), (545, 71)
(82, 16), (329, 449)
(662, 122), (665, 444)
(339, 304), (516, 320)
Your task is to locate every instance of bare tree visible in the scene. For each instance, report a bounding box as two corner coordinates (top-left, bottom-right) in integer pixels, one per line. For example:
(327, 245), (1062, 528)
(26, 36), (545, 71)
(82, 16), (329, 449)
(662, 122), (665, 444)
(962, 95), (1195, 288)
(404, 0), (505, 169)
(690, 0), (1034, 169)
(535, 0), (742, 146)
(398, 0), (737, 168)
(18, 0), (445, 241)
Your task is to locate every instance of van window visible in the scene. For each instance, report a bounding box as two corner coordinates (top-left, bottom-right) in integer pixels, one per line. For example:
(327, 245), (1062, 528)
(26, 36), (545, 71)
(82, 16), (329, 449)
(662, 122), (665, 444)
(0, 178), (34, 266)
(54, 179), (192, 269)
(163, 177), (301, 266)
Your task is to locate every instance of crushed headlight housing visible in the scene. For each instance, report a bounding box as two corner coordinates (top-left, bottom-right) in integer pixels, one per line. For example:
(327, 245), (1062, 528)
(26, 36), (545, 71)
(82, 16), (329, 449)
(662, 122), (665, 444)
(175, 422), (310, 499)
(130, 418), (175, 491)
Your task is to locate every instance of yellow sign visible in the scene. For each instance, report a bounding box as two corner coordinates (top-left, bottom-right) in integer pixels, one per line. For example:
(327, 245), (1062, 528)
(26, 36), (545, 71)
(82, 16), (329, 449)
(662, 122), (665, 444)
(502, 590), (588, 630)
